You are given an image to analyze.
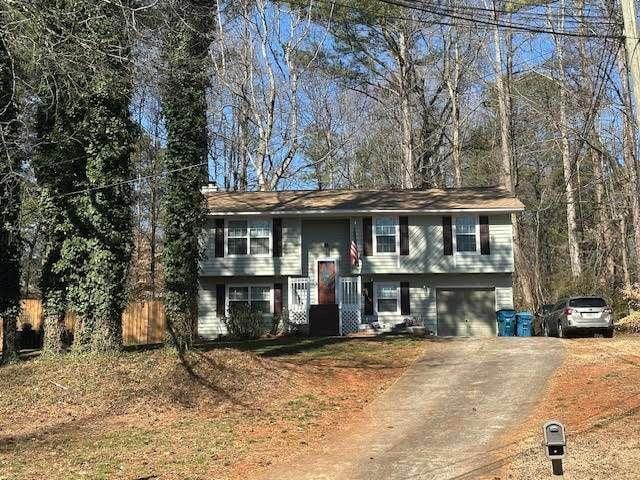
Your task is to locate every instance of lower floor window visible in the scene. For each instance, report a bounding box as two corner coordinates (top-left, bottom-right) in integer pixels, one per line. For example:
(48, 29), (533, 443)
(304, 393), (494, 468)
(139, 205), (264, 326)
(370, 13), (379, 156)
(376, 283), (399, 313)
(228, 285), (272, 314)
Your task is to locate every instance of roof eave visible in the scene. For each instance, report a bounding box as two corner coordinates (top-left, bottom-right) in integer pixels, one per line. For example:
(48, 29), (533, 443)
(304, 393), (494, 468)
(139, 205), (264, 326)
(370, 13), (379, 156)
(206, 206), (525, 216)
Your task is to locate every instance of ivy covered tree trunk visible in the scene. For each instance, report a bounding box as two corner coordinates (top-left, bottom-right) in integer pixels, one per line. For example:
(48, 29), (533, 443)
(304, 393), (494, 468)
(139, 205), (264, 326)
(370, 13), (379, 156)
(33, 90), (88, 354)
(160, 0), (213, 352)
(33, 3), (136, 354)
(78, 79), (135, 352)
(0, 31), (21, 363)
(70, 4), (136, 353)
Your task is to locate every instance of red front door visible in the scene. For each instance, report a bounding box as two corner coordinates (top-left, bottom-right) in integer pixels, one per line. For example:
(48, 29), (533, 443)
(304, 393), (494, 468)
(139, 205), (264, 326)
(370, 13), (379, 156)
(317, 261), (336, 304)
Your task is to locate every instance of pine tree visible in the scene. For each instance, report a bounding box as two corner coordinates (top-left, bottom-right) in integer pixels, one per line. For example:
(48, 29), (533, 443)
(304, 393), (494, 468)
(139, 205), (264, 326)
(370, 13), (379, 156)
(160, 0), (214, 352)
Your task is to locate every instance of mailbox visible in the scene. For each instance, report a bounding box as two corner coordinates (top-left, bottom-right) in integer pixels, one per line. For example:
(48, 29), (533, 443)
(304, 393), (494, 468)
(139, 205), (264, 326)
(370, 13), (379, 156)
(543, 420), (566, 460)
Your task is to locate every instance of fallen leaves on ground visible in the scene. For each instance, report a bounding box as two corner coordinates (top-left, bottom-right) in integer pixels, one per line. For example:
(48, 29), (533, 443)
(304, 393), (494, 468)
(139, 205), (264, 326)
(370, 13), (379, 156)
(0, 335), (427, 480)
(490, 336), (640, 480)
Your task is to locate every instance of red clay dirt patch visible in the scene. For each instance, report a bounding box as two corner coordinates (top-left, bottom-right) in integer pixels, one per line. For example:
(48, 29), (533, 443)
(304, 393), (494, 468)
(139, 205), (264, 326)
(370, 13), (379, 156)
(488, 336), (640, 480)
(0, 335), (427, 480)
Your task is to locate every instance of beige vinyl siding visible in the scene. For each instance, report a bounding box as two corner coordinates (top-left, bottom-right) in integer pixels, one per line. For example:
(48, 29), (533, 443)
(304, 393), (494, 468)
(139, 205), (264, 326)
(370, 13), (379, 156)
(356, 214), (513, 274)
(200, 217), (302, 276)
(198, 278), (226, 339)
(198, 276), (288, 340)
(302, 219), (350, 304)
(201, 214), (513, 277)
(362, 273), (513, 332)
(427, 214), (514, 273)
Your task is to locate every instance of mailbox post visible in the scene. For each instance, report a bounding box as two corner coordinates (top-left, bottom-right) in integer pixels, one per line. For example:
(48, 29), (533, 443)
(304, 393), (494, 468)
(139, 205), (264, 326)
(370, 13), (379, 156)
(543, 420), (566, 476)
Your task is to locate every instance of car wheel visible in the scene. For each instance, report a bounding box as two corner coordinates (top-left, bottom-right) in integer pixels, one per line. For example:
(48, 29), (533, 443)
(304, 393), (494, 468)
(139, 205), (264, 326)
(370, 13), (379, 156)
(604, 328), (614, 338)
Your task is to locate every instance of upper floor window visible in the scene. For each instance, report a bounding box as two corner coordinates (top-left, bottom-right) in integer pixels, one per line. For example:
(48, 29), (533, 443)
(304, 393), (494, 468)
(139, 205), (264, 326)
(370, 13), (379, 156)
(454, 215), (478, 253)
(227, 219), (271, 256)
(374, 216), (398, 254)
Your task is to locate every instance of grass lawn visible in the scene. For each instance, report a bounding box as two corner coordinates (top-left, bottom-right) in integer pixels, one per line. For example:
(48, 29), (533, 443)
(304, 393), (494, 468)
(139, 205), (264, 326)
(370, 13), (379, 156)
(492, 335), (640, 479)
(0, 335), (427, 480)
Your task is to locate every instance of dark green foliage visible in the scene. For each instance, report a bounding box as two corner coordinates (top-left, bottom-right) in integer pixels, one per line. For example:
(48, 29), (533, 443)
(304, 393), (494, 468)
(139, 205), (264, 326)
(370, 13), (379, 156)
(0, 31), (22, 363)
(72, 74), (136, 353)
(160, 0), (213, 352)
(30, 1), (137, 353)
(224, 304), (265, 340)
(34, 90), (88, 354)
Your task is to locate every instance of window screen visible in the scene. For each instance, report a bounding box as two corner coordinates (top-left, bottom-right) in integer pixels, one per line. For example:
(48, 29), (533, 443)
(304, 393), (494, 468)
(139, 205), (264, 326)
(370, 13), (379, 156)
(375, 217), (397, 253)
(455, 216), (477, 252)
(376, 284), (398, 313)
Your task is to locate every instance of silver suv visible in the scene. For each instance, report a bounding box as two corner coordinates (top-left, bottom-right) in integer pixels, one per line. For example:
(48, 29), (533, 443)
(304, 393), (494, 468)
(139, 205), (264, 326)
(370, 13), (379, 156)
(543, 296), (613, 338)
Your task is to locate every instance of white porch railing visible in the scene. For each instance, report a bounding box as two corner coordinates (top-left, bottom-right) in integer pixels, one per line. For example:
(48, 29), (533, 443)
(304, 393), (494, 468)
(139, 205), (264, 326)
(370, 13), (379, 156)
(287, 276), (362, 335)
(287, 277), (310, 329)
(338, 276), (361, 335)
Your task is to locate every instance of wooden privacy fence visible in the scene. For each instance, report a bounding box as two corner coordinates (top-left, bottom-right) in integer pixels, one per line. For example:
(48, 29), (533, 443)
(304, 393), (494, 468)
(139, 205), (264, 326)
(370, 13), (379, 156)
(1, 299), (166, 347)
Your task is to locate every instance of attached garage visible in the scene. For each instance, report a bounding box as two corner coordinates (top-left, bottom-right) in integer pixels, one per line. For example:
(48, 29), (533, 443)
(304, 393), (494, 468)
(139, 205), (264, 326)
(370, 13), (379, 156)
(436, 288), (497, 336)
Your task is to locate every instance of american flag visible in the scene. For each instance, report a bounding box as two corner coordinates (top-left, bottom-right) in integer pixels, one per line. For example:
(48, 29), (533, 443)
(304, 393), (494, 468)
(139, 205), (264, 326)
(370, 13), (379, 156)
(350, 220), (359, 266)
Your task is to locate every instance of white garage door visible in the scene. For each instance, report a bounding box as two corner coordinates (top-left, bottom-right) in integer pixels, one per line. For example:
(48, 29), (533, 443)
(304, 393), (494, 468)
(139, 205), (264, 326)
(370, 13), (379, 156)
(436, 288), (497, 336)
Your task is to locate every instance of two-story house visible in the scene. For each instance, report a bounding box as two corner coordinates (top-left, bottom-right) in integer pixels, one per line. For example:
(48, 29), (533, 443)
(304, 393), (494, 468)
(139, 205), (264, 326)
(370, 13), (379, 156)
(198, 187), (524, 338)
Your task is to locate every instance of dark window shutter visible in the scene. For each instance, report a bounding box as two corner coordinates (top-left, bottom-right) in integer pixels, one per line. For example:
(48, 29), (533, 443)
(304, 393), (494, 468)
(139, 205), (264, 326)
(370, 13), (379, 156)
(363, 217), (373, 256)
(214, 219), (224, 258)
(442, 216), (453, 256)
(216, 284), (225, 316)
(400, 282), (410, 315)
(363, 281), (374, 315)
(274, 283), (283, 314)
(273, 218), (283, 257)
(399, 216), (409, 255)
(480, 215), (490, 255)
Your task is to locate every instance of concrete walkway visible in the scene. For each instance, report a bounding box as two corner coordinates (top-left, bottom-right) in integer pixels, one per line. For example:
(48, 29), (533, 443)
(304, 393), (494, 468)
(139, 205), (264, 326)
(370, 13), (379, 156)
(261, 337), (564, 480)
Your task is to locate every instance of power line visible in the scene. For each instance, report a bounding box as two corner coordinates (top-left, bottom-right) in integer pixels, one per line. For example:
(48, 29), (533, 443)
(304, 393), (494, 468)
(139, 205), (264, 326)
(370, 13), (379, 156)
(408, 0), (617, 22)
(314, 0), (623, 38)
(370, 0), (624, 39)
(45, 161), (208, 200)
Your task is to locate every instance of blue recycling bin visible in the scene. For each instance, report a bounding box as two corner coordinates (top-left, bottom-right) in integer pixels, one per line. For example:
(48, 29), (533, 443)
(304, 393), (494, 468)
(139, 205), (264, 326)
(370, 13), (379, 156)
(496, 309), (517, 336)
(516, 311), (534, 337)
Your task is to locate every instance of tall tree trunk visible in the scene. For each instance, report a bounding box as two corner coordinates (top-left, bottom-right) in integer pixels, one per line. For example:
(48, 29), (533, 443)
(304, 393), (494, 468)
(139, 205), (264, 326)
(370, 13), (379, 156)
(40, 238), (66, 355)
(488, 2), (535, 307)
(617, 51), (640, 280)
(161, 0), (214, 352)
(492, 23), (513, 190)
(0, 29), (21, 363)
(72, 3), (135, 353)
(591, 148), (615, 280)
(445, 33), (462, 187)
(578, 0), (613, 282)
(397, 28), (414, 188)
(32, 85), (72, 355)
(620, 215), (632, 288)
(552, 1), (582, 278)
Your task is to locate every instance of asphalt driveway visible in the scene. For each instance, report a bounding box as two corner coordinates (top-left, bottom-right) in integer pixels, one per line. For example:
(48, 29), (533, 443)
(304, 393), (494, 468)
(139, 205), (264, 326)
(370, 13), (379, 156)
(261, 337), (565, 480)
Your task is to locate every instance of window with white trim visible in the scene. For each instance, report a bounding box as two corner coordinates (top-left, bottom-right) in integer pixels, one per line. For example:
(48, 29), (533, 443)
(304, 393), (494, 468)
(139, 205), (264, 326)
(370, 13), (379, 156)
(228, 285), (272, 314)
(375, 283), (400, 314)
(226, 219), (271, 256)
(454, 215), (479, 253)
(374, 217), (398, 254)
(249, 220), (271, 255)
